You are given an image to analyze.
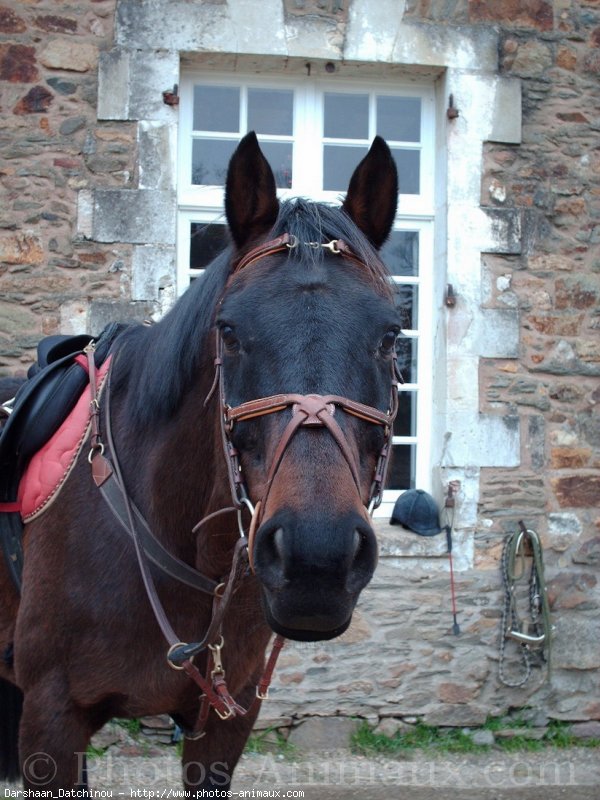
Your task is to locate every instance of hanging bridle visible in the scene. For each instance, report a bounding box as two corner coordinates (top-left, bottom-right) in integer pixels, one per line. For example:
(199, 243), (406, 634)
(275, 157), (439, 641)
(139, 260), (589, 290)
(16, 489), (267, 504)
(89, 232), (401, 734)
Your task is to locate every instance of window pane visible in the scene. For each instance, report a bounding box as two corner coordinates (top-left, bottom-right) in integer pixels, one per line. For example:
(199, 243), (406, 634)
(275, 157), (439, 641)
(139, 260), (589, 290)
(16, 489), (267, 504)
(396, 335), (417, 384)
(324, 93), (369, 139)
(387, 445), (416, 490)
(248, 89), (294, 136)
(394, 391), (417, 438)
(259, 141), (293, 189)
(381, 231), (419, 277)
(392, 148), (420, 195)
(193, 86), (240, 132)
(323, 145), (368, 191)
(394, 284), (418, 331)
(377, 96), (421, 142)
(192, 139), (237, 185)
(190, 223), (229, 269)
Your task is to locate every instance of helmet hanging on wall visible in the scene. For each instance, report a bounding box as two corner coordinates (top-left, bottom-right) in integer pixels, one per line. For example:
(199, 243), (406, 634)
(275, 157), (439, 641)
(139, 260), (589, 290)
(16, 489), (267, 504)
(390, 489), (443, 536)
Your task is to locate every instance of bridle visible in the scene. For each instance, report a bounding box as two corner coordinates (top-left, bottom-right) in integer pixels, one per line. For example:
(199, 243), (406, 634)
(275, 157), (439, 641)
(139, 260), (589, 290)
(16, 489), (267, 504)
(208, 232), (402, 570)
(88, 231), (401, 733)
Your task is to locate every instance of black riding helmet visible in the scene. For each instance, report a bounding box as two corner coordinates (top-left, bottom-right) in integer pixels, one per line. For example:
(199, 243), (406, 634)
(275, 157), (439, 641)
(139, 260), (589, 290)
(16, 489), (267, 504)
(390, 489), (442, 536)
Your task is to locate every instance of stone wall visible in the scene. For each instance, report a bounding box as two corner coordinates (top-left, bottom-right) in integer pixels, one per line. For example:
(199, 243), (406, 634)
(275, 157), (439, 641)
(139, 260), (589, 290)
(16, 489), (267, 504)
(0, 0), (151, 374)
(1, 0), (599, 728)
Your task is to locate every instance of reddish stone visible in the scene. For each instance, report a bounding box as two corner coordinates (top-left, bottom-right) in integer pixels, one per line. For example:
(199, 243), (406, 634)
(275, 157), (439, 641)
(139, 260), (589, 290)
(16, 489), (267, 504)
(591, 27), (600, 48)
(469, 0), (553, 31)
(555, 197), (587, 215)
(79, 252), (107, 264)
(0, 44), (38, 83)
(556, 47), (577, 70)
(550, 447), (591, 469)
(528, 314), (582, 336)
(556, 279), (598, 310)
(34, 15), (77, 34)
(557, 112), (589, 123)
(13, 85), (53, 115)
(53, 157), (81, 169)
(437, 682), (477, 704)
(552, 475), (600, 508)
(547, 572), (597, 610)
(0, 6), (26, 33)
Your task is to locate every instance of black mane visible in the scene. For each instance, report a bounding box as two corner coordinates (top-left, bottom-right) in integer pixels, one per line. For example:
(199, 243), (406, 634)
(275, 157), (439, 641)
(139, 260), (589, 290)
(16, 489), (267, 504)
(113, 198), (393, 429)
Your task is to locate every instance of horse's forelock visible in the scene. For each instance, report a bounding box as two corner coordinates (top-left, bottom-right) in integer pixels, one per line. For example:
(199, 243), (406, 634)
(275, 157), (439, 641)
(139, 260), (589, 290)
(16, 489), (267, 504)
(271, 199), (393, 300)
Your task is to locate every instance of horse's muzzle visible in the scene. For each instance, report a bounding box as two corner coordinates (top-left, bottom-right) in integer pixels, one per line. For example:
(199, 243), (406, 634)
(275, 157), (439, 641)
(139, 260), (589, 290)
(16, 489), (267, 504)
(252, 509), (378, 642)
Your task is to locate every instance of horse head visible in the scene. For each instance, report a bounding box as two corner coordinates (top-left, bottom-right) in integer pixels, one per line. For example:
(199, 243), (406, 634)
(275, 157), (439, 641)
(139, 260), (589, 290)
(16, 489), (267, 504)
(217, 133), (400, 641)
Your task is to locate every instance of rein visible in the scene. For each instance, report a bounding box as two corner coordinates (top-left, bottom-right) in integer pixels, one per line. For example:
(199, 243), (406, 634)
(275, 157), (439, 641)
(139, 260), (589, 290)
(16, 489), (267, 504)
(87, 232), (400, 733)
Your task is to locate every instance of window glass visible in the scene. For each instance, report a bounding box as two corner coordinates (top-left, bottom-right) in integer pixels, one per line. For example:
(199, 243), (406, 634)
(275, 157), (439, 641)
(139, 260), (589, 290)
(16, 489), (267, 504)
(396, 336), (417, 384)
(248, 88), (294, 136)
(323, 144), (369, 191)
(190, 223), (229, 270)
(193, 86), (240, 132)
(394, 392), (417, 438)
(376, 96), (421, 142)
(387, 444), (416, 490)
(258, 141), (293, 189)
(394, 284), (418, 331)
(324, 93), (369, 139)
(382, 231), (419, 277)
(192, 139), (238, 185)
(391, 148), (420, 195)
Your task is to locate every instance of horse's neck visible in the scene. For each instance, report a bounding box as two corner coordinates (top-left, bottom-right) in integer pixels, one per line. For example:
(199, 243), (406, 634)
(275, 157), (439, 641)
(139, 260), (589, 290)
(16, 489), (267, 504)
(113, 380), (235, 578)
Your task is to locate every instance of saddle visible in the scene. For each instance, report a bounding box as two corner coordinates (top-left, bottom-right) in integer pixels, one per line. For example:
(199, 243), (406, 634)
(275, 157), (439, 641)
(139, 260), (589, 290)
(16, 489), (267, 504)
(0, 323), (124, 590)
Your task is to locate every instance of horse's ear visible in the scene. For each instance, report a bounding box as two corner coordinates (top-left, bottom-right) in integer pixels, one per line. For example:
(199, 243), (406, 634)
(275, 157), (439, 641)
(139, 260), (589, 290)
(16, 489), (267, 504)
(342, 136), (398, 249)
(225, 132), (279, 249)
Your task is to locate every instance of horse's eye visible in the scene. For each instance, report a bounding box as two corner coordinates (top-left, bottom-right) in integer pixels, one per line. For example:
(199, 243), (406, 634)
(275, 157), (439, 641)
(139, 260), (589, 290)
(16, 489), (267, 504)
(379, 330), (398, 355)
(221, 325), (240, 353)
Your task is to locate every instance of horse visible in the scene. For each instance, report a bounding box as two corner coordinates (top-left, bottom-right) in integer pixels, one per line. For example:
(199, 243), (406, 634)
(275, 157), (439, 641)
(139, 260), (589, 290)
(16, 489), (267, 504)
(0, 131), (401, 794)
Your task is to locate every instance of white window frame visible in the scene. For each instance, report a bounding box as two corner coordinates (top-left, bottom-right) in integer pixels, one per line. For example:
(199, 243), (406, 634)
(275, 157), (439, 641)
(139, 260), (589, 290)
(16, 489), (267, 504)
(177, 72), (435, 509)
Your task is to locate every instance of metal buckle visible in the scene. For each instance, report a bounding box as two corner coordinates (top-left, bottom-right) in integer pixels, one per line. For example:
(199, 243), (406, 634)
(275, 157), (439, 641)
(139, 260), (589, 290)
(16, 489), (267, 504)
(322, 239), (341, 254)
(214, 706), (234, 721)
(256, 686), (270, 700)
(208, 636), (225, 679)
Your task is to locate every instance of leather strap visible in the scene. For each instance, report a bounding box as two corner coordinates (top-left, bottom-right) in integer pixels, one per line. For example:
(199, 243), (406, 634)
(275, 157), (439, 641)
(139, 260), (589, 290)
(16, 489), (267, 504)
(99, 473), (219, 596)
(232, 233), (292, 274)
(227, 393), (394, 429)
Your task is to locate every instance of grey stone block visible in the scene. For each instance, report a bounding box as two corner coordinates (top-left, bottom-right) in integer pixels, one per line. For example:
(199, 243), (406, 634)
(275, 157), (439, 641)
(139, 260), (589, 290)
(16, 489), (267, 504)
(131, 244), (176, 301)
(138, 122), (176, 191)
(287, 717), (360, 753)
(93, 190), (176, 245)
(488, 78), (522, 144)
(90, 299), (155, 334)
(98, 49), (130, 120)
(481, 209), (522, 255)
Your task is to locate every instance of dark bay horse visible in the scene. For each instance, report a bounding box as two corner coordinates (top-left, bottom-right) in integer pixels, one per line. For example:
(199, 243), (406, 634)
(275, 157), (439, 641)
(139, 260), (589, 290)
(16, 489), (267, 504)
(0, 132), (400, 794)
